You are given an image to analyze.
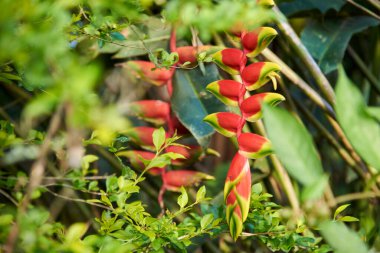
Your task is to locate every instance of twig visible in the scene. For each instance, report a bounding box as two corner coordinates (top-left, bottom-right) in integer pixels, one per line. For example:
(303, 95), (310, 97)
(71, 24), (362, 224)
(42, 187), (112, 210)
(367, 0), (380, 11)
(0, 189), (18, 206)
(347, 0), (380, 21)
(347, 45), (380, 94)
(336, 191), (380, 203)
(273, 7), (336, 105)
(4, 103), (64, 253)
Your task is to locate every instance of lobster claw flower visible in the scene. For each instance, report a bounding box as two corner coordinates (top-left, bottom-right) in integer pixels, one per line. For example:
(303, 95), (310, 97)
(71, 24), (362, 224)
(124, 126), (167, 151)
(165, 145), (203, 166)
(212, 49), (247, 75)
(242, 27), (278, 58)
(238, 133), (272, 159)
(256, 0), (275, 7)
(206, 80), (244, 106)
(176, 45), (219, 65)
(241, 62), (281, 91)
(224, 153), (251, 241)
(163, 170), (214, 192)
(204, 112), (243, 137)
(116, 150), (163, 175)
(240, 92), (285, 122)
(129, 100), (170, 125)
(124, 60), (172, 86)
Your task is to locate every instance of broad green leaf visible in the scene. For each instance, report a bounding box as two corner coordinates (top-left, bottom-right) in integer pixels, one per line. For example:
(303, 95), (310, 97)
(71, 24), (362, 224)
(200, 213), (214, 229)
(279, 0), (345, 16)
(263, 104), (325, 197)
(334, 204), (350, 220)
(336, 67), (380, 171)
(153, 127), (166, 151)
(301, 174), (329, 201)
(338, 216), (360, 222)
(171, 64), (226, 148)
(251, 183), (263, 195)
(368, 107), (380, 121)
(320, 221), (368, 253)
(301, 17), (379, 73)
(177, 187), (188, 208)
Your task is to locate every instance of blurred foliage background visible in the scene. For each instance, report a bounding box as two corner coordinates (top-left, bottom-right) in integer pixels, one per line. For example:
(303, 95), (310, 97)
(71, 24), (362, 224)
(0, 0), (380, 252)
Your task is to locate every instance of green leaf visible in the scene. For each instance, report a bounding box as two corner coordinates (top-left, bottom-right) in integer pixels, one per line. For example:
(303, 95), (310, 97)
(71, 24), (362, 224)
(263, 104), (324, 189)
(196, 185), (206, 202)
(334, 204), (351, 220)
(251, 183), (263, 195)
(171, 64), (226, 148)
(279, 0), (345, 16)
(301, 173), (329, 201)
(161, 152), (186, 160)
(320, 221), (368, 253)
(338, 216), (360, 222)
(200, 213), (214, 229)
(177, 187), (188, 208)
(335, 67), (380, 171)
(301, 17), (379, 73)
(153, 127), (166, 151)
(66, 223), (88, 242)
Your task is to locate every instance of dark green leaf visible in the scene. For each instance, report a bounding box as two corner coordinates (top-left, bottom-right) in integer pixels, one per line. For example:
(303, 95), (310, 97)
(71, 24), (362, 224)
(263, 105), (325, 193)
(279, 0), (345, 16)
(171, 64), (226, 148)
(301, 17), (379, 73)
(110, 32), (125, 41)
(336, 67), (380, 171)
(320, 221), (368, 253)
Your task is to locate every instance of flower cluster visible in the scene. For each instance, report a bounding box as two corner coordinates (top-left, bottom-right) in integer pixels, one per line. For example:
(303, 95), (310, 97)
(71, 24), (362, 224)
(204, 27), (284, 240)
(118, 43), (215, 208)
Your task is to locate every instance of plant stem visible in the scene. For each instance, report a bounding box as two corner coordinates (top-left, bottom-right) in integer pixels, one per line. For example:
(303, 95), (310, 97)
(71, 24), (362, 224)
(347, 45), (380, 94)
(347, 0), (380, 21)
(5, 103), (64, 253)
(273, 7), (336, 105)
(336, 191), (380, 203)
(261, 48), (335, 117)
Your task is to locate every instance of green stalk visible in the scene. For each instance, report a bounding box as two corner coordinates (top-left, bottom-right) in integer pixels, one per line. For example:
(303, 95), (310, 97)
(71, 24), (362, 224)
(273, 7), (336, 105)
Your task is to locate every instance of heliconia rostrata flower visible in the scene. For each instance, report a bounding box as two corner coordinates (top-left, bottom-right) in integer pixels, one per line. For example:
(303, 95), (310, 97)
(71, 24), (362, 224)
(129, 100), (170, 125)
(204, 21), (284, 240)
(121, 37), (216, 209)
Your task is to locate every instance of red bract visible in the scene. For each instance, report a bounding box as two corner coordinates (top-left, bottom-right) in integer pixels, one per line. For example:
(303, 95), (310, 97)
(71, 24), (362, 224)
(176, 45), (212, 64)
(204, 112), (243, 137)
(165, 145), (202, 166)
(125, 60), (173, 86)
(206, 80), (244, 106)
(242, 27), (277, 58)
(116, 150), (163, 175)
(240, 92), (285, 122)
(162, 170), (214, 192)
(129, 100), (170, 125)
(224, 153), (251, 241)
(213, 49), (246, 75)
(125, 126), (163, 150)
(238, 133), (272, 159)
(241, 62), (281, 91)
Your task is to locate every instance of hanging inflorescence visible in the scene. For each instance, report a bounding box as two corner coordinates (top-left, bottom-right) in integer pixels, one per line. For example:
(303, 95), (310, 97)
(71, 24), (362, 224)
(204, 26), (285, 240)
